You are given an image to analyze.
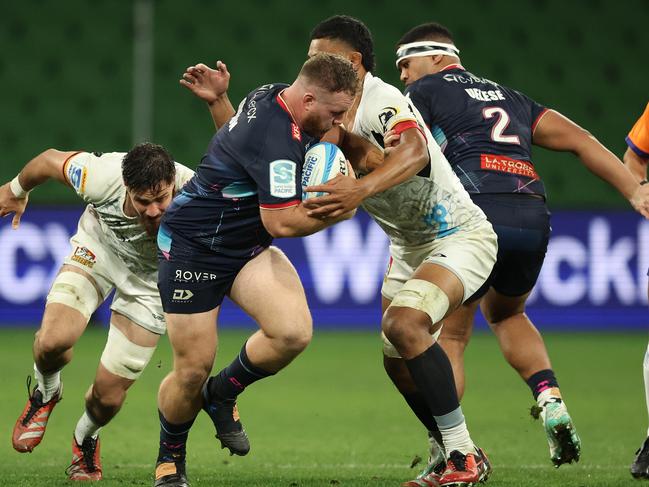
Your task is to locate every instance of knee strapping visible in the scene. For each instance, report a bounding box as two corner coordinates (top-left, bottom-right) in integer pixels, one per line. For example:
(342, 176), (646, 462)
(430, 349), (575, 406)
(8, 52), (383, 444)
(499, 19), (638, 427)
(100, 324), (155, 380)
(388, 279), (450, 325)
(46, 272), (100, 320)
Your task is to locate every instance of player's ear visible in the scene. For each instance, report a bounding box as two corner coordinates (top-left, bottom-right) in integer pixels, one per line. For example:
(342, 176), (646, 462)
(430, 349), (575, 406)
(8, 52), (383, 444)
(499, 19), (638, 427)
(303, 92), (316, 110)
(431, 54), (444, 67)
(348, 51), (363, 71)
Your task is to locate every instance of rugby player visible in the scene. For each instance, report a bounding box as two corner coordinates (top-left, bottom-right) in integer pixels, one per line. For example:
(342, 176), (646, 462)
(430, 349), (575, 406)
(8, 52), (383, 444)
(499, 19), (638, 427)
(153, 53), (359, 487)
(0, 143), (194, 481)
(185, 16), (498, 487)
(623, 101), (649, 479)
(391, 22), (649, 484)
(304, 16), (498, 487)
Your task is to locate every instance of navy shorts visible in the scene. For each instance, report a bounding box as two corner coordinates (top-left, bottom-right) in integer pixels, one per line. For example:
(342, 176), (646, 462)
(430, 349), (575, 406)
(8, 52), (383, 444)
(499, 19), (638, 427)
(469, 193), (550, 300)
(157, 225), (260, 314)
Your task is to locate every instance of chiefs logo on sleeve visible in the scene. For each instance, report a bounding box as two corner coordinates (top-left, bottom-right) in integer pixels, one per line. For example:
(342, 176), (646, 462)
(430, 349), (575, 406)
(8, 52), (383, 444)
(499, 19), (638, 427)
(65, 160), (87, 193)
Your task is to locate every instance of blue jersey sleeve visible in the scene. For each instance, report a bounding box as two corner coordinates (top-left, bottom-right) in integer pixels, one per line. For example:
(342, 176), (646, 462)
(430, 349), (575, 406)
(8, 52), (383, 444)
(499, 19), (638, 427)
(247, 116), (304, 209)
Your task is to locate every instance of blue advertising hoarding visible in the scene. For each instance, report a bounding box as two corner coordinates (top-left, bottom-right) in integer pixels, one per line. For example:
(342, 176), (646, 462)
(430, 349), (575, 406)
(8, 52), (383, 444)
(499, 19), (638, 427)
(0, 207), (646, 330)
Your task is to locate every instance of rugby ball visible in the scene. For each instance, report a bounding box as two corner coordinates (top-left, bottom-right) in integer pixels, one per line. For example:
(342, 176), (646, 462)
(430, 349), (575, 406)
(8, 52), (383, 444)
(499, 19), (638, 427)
(301, 142), (348, 200)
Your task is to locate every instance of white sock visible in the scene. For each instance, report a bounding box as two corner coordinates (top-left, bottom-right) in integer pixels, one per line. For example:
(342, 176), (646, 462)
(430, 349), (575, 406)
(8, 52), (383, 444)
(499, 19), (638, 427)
(440, 421), (474, 456)
(642, 344), (649, 437)
(34, 363), (61, 402)
(74, 411), (101, 445)
(537, 387), (562, 406)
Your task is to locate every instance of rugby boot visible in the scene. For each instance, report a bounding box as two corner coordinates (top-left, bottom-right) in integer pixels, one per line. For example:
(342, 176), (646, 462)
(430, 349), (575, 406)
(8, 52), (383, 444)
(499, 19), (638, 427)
(631, 436), (649, 479)
(403, 433), (446, 487)
(402, 459), (445, 486)
(535, 394), (581, 467)
(202, 382), (250, 456)
(475, 446), (492, 483)
(66, 435), (102, 481)
(154, 460), (189, 487)
(438, 450), (480, 487)
(12, 376), (62, 452)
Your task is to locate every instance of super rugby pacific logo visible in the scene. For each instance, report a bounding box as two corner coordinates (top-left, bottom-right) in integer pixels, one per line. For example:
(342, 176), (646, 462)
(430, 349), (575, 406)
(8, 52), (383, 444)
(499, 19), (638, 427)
(301, 153), (319, 188)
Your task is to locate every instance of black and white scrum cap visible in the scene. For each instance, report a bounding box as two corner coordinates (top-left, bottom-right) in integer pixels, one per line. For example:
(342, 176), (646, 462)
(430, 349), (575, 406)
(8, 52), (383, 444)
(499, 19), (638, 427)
(395, 41), (460, 68)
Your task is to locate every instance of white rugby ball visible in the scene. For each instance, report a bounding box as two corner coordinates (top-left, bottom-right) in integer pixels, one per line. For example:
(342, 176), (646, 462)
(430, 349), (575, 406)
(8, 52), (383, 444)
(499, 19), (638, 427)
(301, 142), (348, 200)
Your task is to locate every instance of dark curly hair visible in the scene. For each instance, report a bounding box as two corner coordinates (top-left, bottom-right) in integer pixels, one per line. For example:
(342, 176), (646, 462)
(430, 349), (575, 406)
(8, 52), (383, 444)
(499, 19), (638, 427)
(122, 142), (175, 193)
(310, 15), (376, 73)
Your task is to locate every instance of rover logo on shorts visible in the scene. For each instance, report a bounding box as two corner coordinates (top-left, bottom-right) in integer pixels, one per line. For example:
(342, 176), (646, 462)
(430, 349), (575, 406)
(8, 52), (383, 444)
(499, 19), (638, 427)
(172, 289), (194, 301)
(71, 246), (96, 268)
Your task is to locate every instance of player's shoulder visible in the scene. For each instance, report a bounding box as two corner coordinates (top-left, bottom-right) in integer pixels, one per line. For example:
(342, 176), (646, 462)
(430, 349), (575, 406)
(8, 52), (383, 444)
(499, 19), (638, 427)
(173, 162), (195, 186)
(363, 72), (407, 101)
(65, 151), (125, 185)
(227, 83), (294, 138)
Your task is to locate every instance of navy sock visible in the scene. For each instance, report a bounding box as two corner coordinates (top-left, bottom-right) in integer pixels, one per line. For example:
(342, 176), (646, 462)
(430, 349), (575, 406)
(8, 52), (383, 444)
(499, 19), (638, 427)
(207, 343), (275, 401)
(402, 391), (439, 433)
(157, 410), (195, 464)
(405, 343), (459, 417)
(526, 369), (559, 400)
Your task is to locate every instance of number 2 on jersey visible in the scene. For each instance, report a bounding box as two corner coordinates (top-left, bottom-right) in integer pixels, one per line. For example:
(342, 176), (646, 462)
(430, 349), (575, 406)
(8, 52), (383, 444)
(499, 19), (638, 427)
(483, 107), (520, 145)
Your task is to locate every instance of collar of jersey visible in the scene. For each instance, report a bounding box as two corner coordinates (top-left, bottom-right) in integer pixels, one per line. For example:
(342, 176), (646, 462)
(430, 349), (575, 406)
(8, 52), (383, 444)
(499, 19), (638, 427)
(276, 90), (298, 124)
(440, 63), (465, 72)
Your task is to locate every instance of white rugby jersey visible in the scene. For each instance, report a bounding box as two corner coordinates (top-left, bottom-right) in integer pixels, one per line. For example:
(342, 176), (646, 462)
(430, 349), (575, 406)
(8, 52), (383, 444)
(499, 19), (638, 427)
(352, 72), (486, 247)
(63, 151), (194, 273)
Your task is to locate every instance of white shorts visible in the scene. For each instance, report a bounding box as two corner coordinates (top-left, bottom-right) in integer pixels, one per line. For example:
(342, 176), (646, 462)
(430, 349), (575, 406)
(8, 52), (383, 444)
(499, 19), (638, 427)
(382, 220), (497, 303)
(61, 210), (165, 335)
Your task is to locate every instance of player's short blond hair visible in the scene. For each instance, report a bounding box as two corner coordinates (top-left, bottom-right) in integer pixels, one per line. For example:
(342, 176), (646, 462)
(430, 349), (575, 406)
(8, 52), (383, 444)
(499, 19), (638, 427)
(299, 53), (357, 97)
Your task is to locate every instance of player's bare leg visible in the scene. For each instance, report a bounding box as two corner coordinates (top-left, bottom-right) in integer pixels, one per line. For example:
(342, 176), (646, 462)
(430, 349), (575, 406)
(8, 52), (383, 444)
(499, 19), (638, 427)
(155, 308), (218, 487)
(382, 263), (484, 487)
(482, 288), (580, 467)
(13, 265), (100, 453)
(68, 312), (159, 481)
(202, 247), (312, 455)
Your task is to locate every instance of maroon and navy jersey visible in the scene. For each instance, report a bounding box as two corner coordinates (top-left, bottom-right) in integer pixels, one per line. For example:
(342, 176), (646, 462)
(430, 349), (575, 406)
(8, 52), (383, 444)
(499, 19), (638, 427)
(159, 83), (315, 260)
(405, 65), (548, 197)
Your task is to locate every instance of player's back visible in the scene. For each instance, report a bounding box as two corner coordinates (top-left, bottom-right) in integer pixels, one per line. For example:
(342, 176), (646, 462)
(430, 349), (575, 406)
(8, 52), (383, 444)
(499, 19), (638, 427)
(405, 65), (548, 197)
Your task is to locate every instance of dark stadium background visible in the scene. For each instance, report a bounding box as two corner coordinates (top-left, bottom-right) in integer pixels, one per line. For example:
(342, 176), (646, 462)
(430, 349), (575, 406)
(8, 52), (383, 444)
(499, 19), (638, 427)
(0, 1), (647, 486)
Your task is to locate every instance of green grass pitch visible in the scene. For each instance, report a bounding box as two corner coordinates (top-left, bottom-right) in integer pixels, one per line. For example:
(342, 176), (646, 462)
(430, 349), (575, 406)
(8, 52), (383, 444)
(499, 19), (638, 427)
(0, 327), (646, 486)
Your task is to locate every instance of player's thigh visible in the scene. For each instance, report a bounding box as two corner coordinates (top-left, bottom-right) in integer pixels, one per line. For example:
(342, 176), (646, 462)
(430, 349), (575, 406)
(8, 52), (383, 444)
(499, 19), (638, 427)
(418, 221), (498, 306)
(229, 246), (311, 337)
(481, 288), (530, 325)
(38, 264), (107, 350)
(165, 309), (219, 369)
(473, 193), (550, 299)
(112, 267), (166, 337)
(439, 299), (480, 343)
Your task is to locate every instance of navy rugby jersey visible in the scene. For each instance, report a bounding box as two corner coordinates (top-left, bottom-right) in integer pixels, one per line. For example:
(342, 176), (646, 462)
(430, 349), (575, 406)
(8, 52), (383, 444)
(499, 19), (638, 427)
(405, 65), (548, 197)
(159, 83), (315, 260)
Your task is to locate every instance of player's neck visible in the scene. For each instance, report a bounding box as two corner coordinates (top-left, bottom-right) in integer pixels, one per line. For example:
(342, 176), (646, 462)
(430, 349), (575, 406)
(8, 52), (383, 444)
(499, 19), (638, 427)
(122, 191), (138, 218)
(342, 76), (365, 129)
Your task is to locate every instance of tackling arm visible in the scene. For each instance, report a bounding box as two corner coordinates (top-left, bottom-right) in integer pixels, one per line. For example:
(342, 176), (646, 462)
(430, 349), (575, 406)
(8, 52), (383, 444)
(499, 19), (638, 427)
(304, 127), (428, 218)
(321, 126), (384, 173)
(0, 149), (77, 228)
